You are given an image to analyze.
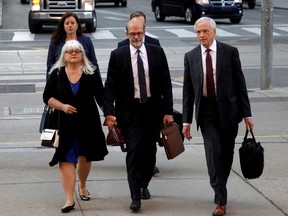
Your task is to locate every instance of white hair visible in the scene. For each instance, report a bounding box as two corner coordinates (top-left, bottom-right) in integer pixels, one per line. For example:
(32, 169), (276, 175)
(49, 40), (95, 75)
(194, 17), (217, 32)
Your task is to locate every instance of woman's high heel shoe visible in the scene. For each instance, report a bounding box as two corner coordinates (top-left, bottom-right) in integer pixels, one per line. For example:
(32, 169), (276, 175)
(61, 202), (75, 213)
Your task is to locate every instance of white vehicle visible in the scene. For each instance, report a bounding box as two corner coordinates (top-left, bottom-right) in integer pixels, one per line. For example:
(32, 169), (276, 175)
(28, 0), (97, 33)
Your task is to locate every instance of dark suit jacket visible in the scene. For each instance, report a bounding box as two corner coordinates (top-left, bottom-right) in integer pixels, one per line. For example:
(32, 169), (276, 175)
(117, 35), (161, 48)
(103, 44), (173, 127)
(46, 35), (100, 76)
(182, 41), (252, 129)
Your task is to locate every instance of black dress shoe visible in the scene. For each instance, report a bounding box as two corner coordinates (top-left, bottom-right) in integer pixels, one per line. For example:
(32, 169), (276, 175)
(130, 200), (141, 211)
(61, 202), (75, 213)
(141, 188), (151, 200)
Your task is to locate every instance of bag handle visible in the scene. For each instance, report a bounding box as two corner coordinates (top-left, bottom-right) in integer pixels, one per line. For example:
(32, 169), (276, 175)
(244, 129), (256, 141)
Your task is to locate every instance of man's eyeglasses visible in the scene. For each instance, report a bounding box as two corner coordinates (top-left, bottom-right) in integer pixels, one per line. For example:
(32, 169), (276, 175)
(128, 32), (144, 37)
(65, 50), (82, 54)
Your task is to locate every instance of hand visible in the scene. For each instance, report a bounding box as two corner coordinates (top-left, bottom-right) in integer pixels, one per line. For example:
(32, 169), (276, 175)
(62, 104), (77, 114)
(244, 117), (254, 131)
(104, 115), (117, 128)
(163, 115), (174, 126)
(182, 125), (192, 141)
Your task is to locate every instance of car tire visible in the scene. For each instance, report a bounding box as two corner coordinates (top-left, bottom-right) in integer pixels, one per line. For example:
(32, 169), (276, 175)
(86, 12), (97, 32)
(248, 1), (256, 9)
(229, 17), (241, 24)
(21, 0), (29, 4)
(114, 1), (120, 6)
(154, 5), (165, 22)
(121, 1), (127, 7)
(184, 7), (195, 24)
(28, 12), (42, 33)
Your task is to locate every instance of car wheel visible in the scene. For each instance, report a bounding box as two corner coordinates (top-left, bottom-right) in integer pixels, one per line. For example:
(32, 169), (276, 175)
(21, 0), (29, 3)
(114, 1), (120, 6)
(121, 1), (127, 7)
(248, 1), (256, 9)
(154, 5), (165, 22)
(86, 12), (97, 32)
(184, 7), (195, 24)
(28, 12), (42, 33)
(229, 17), (241, 24)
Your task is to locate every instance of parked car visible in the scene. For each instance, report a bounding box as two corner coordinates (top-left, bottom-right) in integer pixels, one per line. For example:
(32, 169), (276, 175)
(95, 0), (127, 7)
(28, 0), (97, 33)
(243, 0), (256, 9)
(151, 0), (243, 24)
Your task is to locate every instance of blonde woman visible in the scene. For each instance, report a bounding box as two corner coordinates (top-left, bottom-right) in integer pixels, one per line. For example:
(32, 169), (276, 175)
(43, 40), (108, 213)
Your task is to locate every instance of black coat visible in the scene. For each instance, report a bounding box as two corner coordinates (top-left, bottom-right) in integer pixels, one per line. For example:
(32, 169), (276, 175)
(43, 67), (108, 166)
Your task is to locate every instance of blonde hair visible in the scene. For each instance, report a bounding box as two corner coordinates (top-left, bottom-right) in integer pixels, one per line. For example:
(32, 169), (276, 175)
(49, 40), (95, 75)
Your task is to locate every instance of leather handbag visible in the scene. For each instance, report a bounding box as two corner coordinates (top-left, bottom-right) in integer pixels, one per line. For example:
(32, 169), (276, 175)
(160, 123), (185, 160)
(40, 129), (59, 148)
(106, 126), (126, 152)
(40, 106), (60, 148)
(239, 129), (264, 179)
(39, 105), (59, 133)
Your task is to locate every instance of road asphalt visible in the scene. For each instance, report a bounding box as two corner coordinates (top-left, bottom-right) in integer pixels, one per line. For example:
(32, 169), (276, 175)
(0, 0), (288, 216)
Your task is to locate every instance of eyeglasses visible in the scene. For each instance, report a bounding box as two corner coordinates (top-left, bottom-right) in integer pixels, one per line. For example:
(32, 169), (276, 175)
(65, 50), (82, 54)
(128, 32), (144, 37)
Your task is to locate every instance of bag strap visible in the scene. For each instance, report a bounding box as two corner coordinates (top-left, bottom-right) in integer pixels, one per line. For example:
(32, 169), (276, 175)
(244, 129), (256, 141)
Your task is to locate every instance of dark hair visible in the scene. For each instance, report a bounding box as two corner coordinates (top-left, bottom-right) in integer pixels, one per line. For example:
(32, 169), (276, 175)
(51, 12), (83, 43)
(129, 11), (146, 23)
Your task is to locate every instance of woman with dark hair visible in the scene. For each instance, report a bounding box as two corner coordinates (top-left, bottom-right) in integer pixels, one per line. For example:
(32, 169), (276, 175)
(46, 12), (99, 80)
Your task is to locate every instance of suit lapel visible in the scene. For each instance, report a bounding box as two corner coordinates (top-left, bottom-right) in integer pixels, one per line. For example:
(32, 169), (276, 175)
(216, 41), (224, 85)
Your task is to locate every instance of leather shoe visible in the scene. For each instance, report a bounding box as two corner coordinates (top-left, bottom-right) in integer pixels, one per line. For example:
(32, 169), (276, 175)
(212, 205), (226, 216)
(130, 200), (141, 211)
(61, 202), (75, 213)
(153, 166), (160, 175)
(141, 188), (151, 200)
(78, 183), (91, 201)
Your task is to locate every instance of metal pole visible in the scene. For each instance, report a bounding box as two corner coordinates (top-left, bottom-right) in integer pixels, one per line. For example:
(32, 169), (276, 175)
(261, 0), (273, 90)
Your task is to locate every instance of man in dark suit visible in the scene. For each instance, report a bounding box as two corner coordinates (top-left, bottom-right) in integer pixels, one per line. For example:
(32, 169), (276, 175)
(103, 18), (174, 211)
(117, 11), (161, 176)
(182, 17), (254, 216)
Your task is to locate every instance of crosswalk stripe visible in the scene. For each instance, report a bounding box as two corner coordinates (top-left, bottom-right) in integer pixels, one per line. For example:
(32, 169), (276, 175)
(242, 27), (281, 36)
(165, 29), (196, 38)
(12, 32), (35, 41)
(145, 31), (159, 39)
(216, 29), (238, 37)
(275, 26), (288, 32)
(92, 30), (117, 39)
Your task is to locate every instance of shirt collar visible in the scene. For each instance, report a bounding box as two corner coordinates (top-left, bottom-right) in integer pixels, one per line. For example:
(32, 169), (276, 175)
(201, 39), (217, 55)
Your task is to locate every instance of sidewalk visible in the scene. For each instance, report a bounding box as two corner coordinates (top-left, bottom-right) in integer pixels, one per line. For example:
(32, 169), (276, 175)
(0, 84), (288, 216)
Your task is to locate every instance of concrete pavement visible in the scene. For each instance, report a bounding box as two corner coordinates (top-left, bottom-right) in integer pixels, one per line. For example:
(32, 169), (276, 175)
(0, 87), (288, 216)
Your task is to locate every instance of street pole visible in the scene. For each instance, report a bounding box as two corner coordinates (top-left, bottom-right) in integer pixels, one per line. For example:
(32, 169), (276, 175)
(261, 0), (273, 90)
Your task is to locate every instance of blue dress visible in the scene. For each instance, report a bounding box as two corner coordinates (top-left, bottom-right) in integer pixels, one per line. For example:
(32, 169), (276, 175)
(66, 80), (83, 163)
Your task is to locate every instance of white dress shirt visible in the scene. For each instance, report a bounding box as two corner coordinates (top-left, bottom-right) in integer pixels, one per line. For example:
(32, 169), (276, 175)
(130, 44), (151, 99)
(201, 40), (217, 97)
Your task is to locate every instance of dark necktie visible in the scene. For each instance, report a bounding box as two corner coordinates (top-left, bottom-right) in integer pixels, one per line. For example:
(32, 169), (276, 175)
(206, 49), (216, 100)
(137, 50), (148, 103)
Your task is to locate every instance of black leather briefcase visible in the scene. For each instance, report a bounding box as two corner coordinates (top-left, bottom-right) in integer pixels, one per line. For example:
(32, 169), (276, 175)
(239, 129), (264, 179)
